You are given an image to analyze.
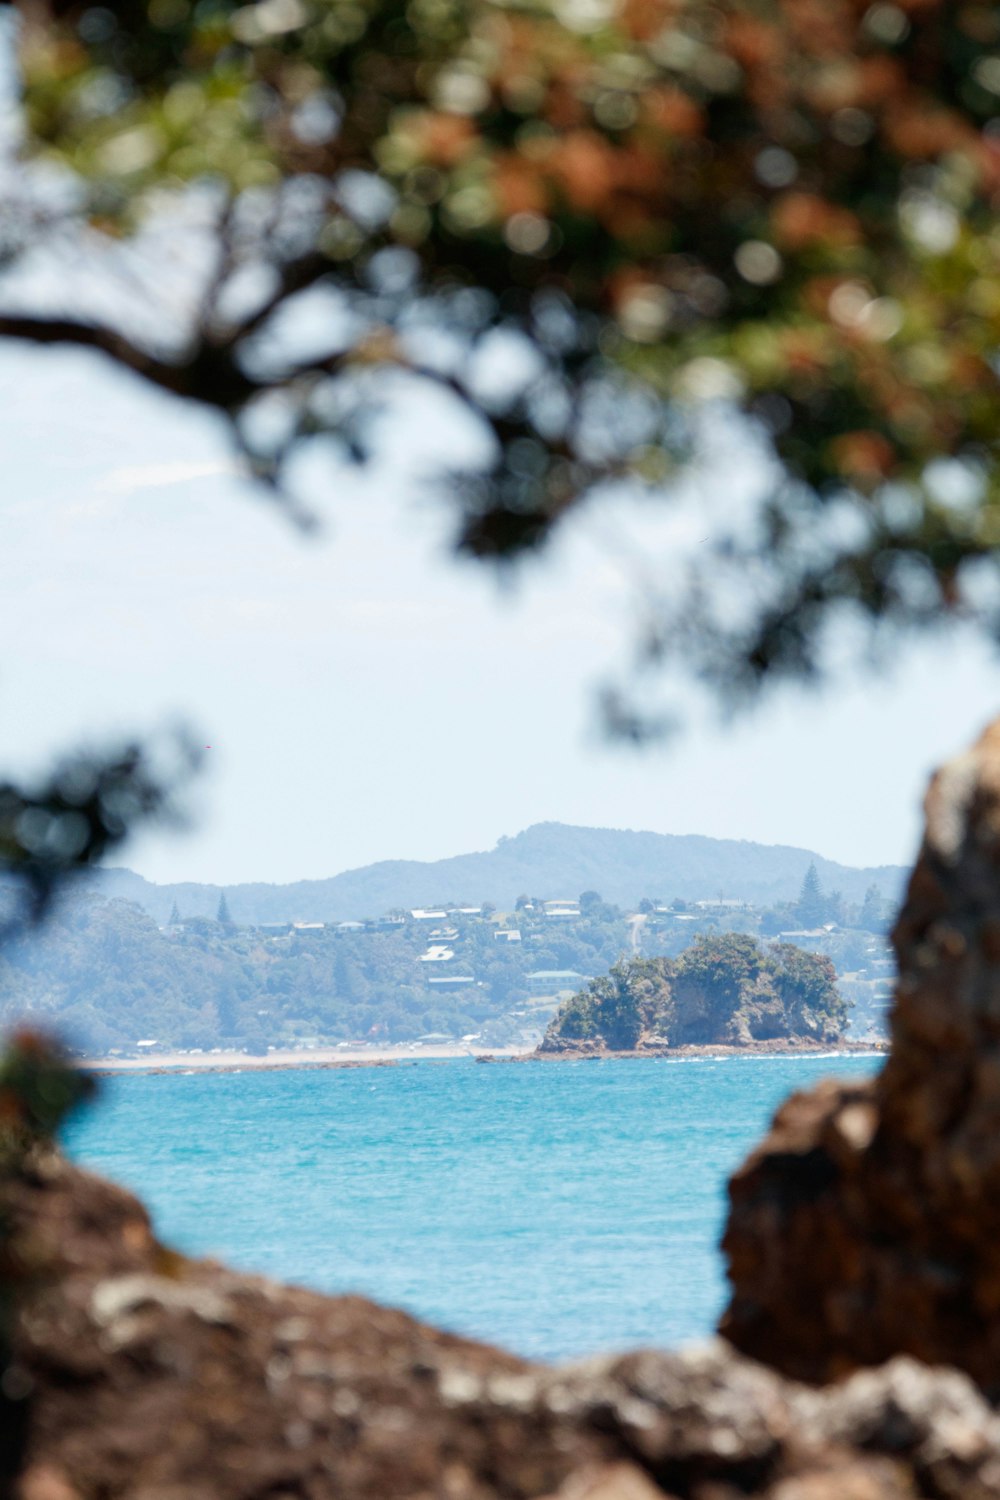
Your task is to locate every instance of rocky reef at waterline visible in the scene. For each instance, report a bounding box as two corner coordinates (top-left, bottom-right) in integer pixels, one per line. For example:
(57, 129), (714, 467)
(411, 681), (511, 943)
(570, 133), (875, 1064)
(9, 718), (1000, 1496)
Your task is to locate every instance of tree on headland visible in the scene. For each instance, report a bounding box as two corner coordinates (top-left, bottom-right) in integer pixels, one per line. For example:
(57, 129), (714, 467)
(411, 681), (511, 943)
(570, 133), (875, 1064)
(796, 865), (826, 930)
(825, 890), (845, 927)
(859, 886), (886, 934)
(168, 902), (181, 928)
(216, 893), (236, 931)
(586, 964), (647, 1051)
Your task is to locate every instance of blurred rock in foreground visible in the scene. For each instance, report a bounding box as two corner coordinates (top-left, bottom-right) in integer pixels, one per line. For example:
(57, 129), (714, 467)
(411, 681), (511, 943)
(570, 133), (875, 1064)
(7, 1145), (1000, 1499)
(723, 715), (1000, 1391)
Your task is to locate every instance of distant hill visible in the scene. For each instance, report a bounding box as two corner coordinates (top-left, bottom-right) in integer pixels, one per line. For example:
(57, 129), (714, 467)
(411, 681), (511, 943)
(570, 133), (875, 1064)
(90, 823), (908, 925)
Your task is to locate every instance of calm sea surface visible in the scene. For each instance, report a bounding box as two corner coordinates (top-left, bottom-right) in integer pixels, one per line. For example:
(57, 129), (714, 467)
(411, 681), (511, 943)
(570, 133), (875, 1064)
(66, 1054), (879, 1362)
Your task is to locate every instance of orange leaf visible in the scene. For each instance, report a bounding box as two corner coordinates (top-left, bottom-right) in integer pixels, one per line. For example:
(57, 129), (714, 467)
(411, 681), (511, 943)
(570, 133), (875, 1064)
(493, 154), (549, 217)
(549, 130), (619, 213)
(830, 429), (896, 480)
(415, 112), (479, 168)
(771, 192), (861, 249)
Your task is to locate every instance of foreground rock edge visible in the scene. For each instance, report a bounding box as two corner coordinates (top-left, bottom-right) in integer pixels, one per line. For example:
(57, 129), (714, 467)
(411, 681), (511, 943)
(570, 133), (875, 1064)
(6, 1144), (1000, 1499)
(723, 713), (1000, 1393)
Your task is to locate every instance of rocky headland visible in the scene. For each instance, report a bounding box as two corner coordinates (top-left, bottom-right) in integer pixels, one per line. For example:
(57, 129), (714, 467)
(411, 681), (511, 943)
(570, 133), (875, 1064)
(538, 939), (849, 1056)
(6, 718), (1000, 1498)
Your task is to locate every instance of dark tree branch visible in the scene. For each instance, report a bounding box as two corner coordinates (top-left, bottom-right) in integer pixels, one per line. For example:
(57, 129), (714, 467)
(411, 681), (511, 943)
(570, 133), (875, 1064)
(0, 314), (262, 410)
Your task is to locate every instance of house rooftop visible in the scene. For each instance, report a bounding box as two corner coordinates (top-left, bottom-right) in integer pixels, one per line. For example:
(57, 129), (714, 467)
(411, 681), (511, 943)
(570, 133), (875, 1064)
(527, 969), (588, 980)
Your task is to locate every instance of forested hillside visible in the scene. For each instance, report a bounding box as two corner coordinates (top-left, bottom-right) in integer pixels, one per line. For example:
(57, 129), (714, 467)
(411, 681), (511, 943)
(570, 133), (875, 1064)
(92, 823), (906, 925)
(0, 895), (631, 1054)
(0, 861), (889, 1055)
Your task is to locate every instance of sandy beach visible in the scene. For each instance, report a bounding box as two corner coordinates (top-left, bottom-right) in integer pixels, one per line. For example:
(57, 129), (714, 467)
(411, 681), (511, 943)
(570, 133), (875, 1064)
(80, 1041), (535, 1074)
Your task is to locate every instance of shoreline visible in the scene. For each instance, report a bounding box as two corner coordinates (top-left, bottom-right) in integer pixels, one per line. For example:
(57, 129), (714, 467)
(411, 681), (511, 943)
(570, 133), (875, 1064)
(78, 1037), (886, 1076)
(80, 1042), (534, 1075)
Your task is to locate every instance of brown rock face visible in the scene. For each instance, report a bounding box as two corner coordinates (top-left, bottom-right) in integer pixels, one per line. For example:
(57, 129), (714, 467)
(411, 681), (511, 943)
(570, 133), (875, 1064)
(10, 1143), (1000, 1498)
(722, 715), (1000, 1392)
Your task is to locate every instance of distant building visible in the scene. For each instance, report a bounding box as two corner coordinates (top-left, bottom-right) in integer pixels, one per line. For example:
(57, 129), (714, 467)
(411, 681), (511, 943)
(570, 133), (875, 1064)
(494, 929), (522, 943)
(426, 974), (476, 987)
(543, 900), (580, 919)
(526, 969), (589, 995)
(292, 922), (325, 936)
(337, 921), (365, 932)
(411, 909), (447, 921)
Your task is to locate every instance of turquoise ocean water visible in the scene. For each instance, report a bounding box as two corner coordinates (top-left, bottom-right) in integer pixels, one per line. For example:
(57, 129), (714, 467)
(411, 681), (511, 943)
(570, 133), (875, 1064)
(66, 1054), (879, 1362)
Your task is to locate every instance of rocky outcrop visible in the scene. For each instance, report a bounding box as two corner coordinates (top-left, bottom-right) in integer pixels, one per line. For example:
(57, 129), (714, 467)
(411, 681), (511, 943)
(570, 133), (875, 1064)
(541, 944), (846, 1056)
(722, 716), (1000, 1393)
(10, 1141), (1000, 1499)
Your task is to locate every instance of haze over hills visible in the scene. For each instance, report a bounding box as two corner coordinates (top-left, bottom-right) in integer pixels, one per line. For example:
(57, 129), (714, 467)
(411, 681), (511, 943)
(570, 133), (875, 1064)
(92, 823), (908, 925)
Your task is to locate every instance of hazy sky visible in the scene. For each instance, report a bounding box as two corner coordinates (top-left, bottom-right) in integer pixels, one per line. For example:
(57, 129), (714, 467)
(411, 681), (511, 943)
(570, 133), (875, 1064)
(5, 339), (1000, 886)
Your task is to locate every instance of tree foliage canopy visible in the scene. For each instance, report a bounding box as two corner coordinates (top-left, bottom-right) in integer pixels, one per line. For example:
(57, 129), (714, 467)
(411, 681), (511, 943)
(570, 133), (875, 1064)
(544, 931), (846, 1048)
(3, 0), (1000, 721)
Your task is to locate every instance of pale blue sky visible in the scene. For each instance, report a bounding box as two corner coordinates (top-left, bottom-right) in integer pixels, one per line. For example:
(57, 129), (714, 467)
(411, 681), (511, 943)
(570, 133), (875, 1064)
(4, 339), (999, 886)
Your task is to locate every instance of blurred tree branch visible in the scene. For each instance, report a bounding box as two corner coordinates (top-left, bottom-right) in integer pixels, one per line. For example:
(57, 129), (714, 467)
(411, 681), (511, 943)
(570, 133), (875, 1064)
(0, 739), (200, 936)
(1, 0), (999, 720)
